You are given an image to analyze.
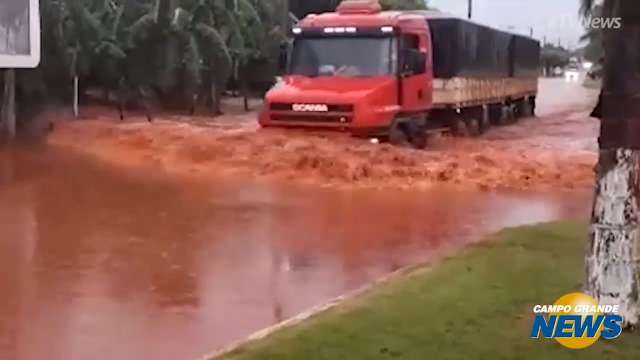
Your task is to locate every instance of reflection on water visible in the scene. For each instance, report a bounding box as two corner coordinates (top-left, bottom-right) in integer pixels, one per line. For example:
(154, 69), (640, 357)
(0, 145), (591, 360)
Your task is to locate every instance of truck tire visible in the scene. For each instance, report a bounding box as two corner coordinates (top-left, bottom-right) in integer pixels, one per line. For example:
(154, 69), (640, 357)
(451, 118), (469, 137)
(406, 121), (428, 149)
(520, 99), (533, 118)
(390, 118), (428, 149)
(480, 106), (491, 133)
(466, 118), (481, 137)
(529, 97), (537, 117)
(500, 105), (514, 125)
(389, 120), (409, 146)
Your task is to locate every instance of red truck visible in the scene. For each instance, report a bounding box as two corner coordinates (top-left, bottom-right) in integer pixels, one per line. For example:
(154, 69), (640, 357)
(259, 0), (540, 148)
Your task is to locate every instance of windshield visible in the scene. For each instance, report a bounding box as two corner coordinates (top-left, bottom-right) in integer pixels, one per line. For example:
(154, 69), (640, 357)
(289, 37), (396, 77)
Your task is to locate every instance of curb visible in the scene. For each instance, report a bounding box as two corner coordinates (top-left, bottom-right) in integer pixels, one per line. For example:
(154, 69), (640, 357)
(198, 260), (434, 359)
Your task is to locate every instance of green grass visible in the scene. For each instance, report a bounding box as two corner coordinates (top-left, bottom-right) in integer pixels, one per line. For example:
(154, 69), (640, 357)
(221, 223), (640, 360)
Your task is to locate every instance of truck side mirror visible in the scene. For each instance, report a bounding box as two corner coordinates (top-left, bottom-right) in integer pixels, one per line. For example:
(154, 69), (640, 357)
(278, 43), (289, 74)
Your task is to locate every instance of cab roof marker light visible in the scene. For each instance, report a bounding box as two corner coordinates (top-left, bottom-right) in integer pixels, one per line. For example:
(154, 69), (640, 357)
(323, 27), (335, 33)
(334, 27), (346, 33)
(292, 27), (302, 34)
(381, 26), (394, 33)
(346, 27), (357, 33)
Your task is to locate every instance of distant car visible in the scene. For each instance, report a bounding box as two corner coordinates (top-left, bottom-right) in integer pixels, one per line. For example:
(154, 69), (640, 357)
(565, 66), (580, 82)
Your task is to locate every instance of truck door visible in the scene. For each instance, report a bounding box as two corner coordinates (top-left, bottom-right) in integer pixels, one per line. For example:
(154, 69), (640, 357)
(399, 33), (432, 112)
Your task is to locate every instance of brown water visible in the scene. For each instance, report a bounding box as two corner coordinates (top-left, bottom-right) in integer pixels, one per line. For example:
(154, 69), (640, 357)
(0, 144), (591, 360)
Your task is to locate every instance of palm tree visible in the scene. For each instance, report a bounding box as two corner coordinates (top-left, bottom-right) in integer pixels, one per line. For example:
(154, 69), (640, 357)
(207, 0), (282, 112)
(580, 4), (604, 62)
(583, 0), (640, 327)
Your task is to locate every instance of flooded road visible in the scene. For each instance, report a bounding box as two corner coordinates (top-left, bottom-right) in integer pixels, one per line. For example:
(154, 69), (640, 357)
(0, 143), (591, 360)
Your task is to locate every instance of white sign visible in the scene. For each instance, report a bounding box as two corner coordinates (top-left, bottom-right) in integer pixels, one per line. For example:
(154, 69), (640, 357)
(0, 0), (40, 68)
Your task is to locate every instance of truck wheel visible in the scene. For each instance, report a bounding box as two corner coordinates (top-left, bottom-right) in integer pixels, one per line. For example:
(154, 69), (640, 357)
(480, 107), (491, 133)
(466, 118), (481, 137)
(529, 97), (537, 117)
(389, 120), (409, 146)
(451, 118), (469, 137)
(520, 99), (533, 118)
(406, 121), (428, 149)
(500, 106), (514, 125)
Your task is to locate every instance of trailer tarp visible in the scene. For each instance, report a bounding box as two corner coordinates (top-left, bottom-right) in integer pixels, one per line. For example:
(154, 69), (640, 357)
(510, 34), (541, 78)
(423, 14), (539, 79)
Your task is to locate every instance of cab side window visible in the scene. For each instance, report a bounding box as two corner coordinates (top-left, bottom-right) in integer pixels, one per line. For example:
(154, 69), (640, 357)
(400, 34), (426, 75)
(402, 34), (420, 51)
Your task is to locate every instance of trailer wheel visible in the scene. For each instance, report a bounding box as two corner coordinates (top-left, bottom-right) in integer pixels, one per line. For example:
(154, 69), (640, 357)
(466, 118), (481, 137)
(500, 105), (514, 125)
(529, 97), (537, 117)
(480, 106), (491, 133)
(451, 118), (469, 137)
(520, 98), (533, 118)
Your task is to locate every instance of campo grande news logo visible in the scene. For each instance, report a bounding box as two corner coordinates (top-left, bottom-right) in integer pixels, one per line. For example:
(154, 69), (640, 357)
(530, 293), (623, 349)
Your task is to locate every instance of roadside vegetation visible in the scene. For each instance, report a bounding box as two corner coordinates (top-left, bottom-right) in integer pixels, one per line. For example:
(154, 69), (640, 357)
(220, 223), (640, 360)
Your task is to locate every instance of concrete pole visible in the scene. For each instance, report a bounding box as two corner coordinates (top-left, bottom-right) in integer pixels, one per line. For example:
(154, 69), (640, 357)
(585, 0), (640, 329)
(1, 69), (16, 142)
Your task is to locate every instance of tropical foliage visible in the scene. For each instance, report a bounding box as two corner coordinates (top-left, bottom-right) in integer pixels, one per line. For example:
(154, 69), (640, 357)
(540, 43), (571, 75)
(12, 0), (286, 115)
(579, 3), (604, 62)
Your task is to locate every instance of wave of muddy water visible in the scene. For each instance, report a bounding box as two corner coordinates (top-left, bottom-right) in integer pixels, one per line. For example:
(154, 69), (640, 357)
(47, 79), (599, 192)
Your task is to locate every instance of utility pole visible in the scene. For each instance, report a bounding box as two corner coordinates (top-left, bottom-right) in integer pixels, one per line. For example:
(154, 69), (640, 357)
(467, 0), (472, 19)
(1, 69), (16, 142)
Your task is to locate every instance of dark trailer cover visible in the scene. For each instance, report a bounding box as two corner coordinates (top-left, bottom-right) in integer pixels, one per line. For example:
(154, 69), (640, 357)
(421, 13), (540, 79)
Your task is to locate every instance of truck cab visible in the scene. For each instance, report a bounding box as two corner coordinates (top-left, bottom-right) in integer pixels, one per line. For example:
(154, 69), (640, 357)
(260, 0), (433, 138)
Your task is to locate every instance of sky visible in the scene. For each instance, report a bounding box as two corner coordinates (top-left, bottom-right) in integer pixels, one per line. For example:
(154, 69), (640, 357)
(428, 0), (585, 49)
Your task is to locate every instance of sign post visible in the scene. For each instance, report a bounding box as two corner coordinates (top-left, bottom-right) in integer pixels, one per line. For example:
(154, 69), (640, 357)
(0, 0), (40, 141)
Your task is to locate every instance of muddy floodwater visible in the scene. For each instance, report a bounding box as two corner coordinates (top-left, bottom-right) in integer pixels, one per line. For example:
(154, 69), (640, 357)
(1, 79), (598, 360)
(0, 143), (592, 360)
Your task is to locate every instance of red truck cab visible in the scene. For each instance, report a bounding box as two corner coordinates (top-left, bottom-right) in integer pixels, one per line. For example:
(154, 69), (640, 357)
(260, 0), (433, 138)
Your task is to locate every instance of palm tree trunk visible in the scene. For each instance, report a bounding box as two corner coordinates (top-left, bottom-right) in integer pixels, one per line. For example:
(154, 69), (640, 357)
(211, 81), (222, 116)
(73, 76), (79, 118)
(242, 74), (249, 112)
(1, 69), (17, 142)
(585, 0), (640, 327)
(586, 150), (640, 326)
